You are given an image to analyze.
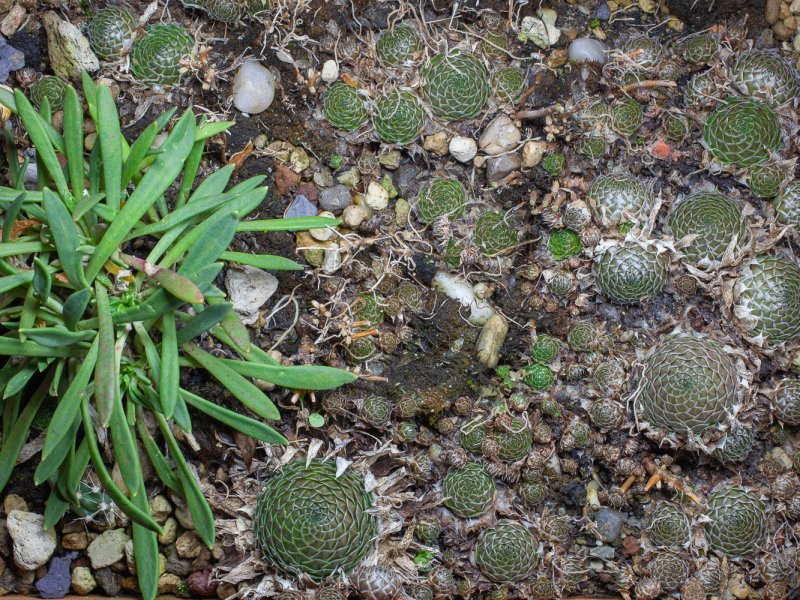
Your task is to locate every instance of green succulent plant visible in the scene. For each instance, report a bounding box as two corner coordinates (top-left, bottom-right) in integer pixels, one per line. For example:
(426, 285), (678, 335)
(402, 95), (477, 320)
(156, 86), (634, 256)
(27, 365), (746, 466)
(421, 51), (490, 121)
(624, 36), (660, 69)
(577, 135), (605, 160)
(315, 588), (347, 600)
(772, 378), (800, 425)
(703, 97), (781, 167)
(518, 480), (547, 507)
(182, 0), (241, 22)
(493, 418), (532, 462)
(482, 30), (508, 58)
(323, 81), (369, 131)
(593, 241), (667, 304)
(712, 423), (755, 463)
(663, 113), (689, 142)
(574, 101), (609, 128)
(355, 292), (385, 326)
(360, 395), (393, 427)
(88, 6), (137, 61)
(567, 321), (596, 352)
(523, 364), (554, 391)
(588, 399), (623, 431)
(530, 335), (558, 363)
(492, 67), (525, 102)
(474, 520), (538, 583)
(461, 423), (488, 453)
(609, 98), (643, 136)
(648, 503), (690, 547)
(587, 173), (651, 224)
(376, 23), (421, 66)
(774, 181), (800, 228)
(131, 24), (194, 85)
(548, 228), (580, 260)
(542, 153), (566, 177)
(730, 49), (800, 108)
(254, 460), (378, 579)
(372, 89), (426, 145)
(346, 337), (376, 364)
(353, 566), (403, 600)
(416, 178), (467, 224)
(547, 271), (575, 297)
(684, 70), (721, 107)
(637, 334), (738, 435)
(415, 518), (442, 544)
(683, 34), (716, 64)
(474, 212), (518, 256)
(0, 78), (353, 600)
(648, 554), (689, 592)
(704, 485), (766, 557)
(667, 191), (747, 265)
(442, 463), (495, 518)
(749, 163), (784, 198)
(30, 76), (68, 112)
(734, 255), (800, 343)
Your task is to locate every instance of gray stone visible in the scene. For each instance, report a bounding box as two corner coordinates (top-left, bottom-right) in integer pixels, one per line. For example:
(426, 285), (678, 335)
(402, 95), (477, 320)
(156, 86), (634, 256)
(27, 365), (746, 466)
(593, 2), (611, 20)
(0, 35), (24, 83)
(149, 495), (171, 525)
(485, 154), (521, 184)
(94, 567), (120, 596)
(318, 184), (352, 213)
(593, 509), (624, 543)
(589, 545), (615, 560)
(166, 548), (192, 577)
(42, 11), (99, 80)
(479, 115), (521, 156)
(395, 164), (419, 197)
(224, 265), (279, 326)
(87, 529), (129, 570)
(36, 553), (76, 598)
(285, 194), (317, 219)
(6, 511), (57, 571)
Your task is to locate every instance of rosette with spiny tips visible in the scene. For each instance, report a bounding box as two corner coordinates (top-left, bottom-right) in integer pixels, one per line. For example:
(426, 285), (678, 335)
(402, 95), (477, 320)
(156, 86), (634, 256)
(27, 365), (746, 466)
(372, 89), (426, 145)
(648, 554), (689, 592)
(421, 51), (490, 121)
(323, 81), (369, 131)
(352, 566), (403, 600)
(648, 503), (690, 547)
(684, 70), (721, 107)
(183, 0), (241, 22)
(683, 34), (716, 64)
(492, 67), (525, 102)
(772, 378), (800, 425)
(416, 178), (467, 223)
(704, 485), (766, 557)
(376, 24), (420, 66)
(131, 24), (194, 85)
(474, 212), (518, 256)
(493, 418), (532, 462)
(588, 173), (652, 224)
(30, 76), (68, 111)
(774, 181), (800, 228)
(442, 463), (495, 518)
(730, 49), (800, 108)
(733, 255), (800, 343)
(88, 6), (136, 60)
(624, 36), (661, 69)
(702, 97), (781, 167)
(475, 520), (538, 583)
(252, 460), (378, 579)
(637, 334), (738, 436)
(593, 241), (667, 304)
(609, 98), (643, 136)
(667, 191), (747, 266)
(749, 163), (784, 198)
(712, 422), (755, 463)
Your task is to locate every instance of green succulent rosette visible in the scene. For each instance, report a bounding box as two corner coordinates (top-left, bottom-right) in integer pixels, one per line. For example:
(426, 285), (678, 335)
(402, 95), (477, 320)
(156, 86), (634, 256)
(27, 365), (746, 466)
(773, 378), (800, 425)
(637, 334), (738, 435)
(492, 67), (525, 102)
(253, 460), (378, 579)
(648, 503), (690, 547)
(323, 81), (369, 131)
(530, 335), (558, 363)
(376, 24), (420, 66)
(131, 24), (194, 85)
(567, 321), (595, 352)
(421, 51), (490, 121)
(588, 173), (651, 224)
(416, 178), (467, 223)
(683, 34), (716, 64)
(548, 228), (580, 260)
(523, 364), (554, 391)
(703, 97), (781, 167)
(774, 181), (800, 228)
(733, 255), (800, 343)
(442, 463), (495, 518)
(588, 399), (623, 431)
(624, 36), (660, 69)
(609, 98), (643, 136)
(88, 6), (136, 60)
(712, 423), (755, 463)
(648, 554), (689, 592)
(547, 271), (575, 298)
(663, 113), (689, 142)
(493, 418), (532, 462)
(474, 521), (538, 583)
(667, 191), (747, 265)
(482, 30), (508, 58)
(730, 49), (800, 108)
(749, 163), (784, 198)
(372, 89), (426, 145)
(30, 76), (68, 111)
(182, 0), (241, 22)
(355, 292), (385, 326)
(460, 423), (488, 453)
(360, 395), (392, 427)
(474, 212), (518, 256)
(704, 486), (766, 557)
(542, 153), (566, 177)
(519, 480), (547, 506)
(684, 70), (721, 107)
(593, 241), (667, 304)
(577, 135), (605, 160)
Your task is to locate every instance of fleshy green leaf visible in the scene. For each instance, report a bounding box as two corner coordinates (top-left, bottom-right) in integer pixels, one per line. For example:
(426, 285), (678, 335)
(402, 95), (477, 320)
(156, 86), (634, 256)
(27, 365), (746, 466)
(159, 312), (179, 419)
(237, 216), (341, 232)
(43, 188), (87, 288)
(181, 389), (287, 444)
(219, 251), (303, 271)
(96, 85), (123, 212)
(94, 284), (115, 427)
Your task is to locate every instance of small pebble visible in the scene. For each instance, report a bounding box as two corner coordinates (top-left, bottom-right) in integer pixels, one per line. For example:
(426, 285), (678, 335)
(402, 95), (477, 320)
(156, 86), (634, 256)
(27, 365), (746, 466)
(479, 115), (521, 155)
(365, 180), (389, 210)
(321, 59), (339, 82)
(71, 566), (96, 595)
(285, 194), (318, 219)
(449, 136), (477, 163)
(342, 204), (369, 228)
(766, 0), (780, 23)
(309, 210), (337, 241)
(319, 184), (353, 213)
(232, 60), (276, 114)
(423, 132), (448, 156)
(485, 153), (521, 183)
